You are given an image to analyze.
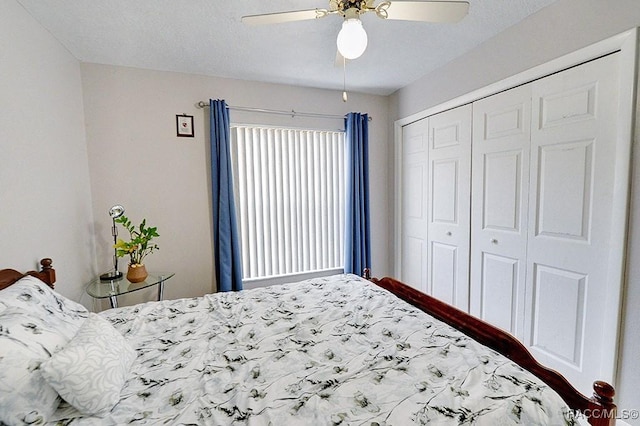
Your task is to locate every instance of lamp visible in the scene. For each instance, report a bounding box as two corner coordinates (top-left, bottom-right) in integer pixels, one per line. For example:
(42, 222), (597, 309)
(99, 205), (125, 281)
(337, 18), (368, 60)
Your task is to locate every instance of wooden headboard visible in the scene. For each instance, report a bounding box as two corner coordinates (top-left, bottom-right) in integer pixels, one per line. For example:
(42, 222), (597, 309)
(0, 258), (56, 291)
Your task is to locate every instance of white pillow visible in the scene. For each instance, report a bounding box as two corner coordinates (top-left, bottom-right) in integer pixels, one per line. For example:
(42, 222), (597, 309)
(0, 276), (90, 425)
(0, 307), (64, 426)
(0, 275), (88, 340)
(40, 313), (136, 417)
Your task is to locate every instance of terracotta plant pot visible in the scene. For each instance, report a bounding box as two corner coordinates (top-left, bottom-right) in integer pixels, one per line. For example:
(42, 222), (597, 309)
(127, 263), (148, 283)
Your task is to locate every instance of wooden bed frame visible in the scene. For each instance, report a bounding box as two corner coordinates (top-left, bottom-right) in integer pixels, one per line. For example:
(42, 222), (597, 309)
(0, 258), (55, 291)
(0, 260), (616, 425)
(363, 270), (617, 426)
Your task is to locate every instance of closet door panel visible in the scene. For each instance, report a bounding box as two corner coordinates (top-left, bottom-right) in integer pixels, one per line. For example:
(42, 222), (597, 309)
(480, 253), (519, 332)
(525, 53), (620, 393)
(403, 236), (426, 289)
(431, 159), (458, 223)
(531, 265), (586, 366)
(536, 140), (593, 239)
(431, 242), (457, 304)
(470, 85), (531, 337)
(400, 118), (429, 292)
(483, 151), (523, 231)
(427, 104), (472, 311)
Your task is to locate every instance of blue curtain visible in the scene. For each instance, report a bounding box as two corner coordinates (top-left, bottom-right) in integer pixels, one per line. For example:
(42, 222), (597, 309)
(344, 112), (371, 275)
(210, 99), (243, 291)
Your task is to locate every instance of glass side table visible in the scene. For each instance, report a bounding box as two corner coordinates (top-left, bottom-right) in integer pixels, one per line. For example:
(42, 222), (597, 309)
(86, 272), (175, 309)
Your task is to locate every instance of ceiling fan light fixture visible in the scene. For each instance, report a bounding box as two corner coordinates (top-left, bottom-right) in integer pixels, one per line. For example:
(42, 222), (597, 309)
(336, 18), (368, 60)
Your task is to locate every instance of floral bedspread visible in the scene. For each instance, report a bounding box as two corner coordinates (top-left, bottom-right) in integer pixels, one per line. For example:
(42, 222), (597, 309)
(50, 274), (573, 425)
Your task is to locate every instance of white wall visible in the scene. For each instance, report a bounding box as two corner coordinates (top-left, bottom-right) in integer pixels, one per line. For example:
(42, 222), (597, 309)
(390, 0), (640, 421)
(81, 63), (390, 304)
(0, 0), (95, 305)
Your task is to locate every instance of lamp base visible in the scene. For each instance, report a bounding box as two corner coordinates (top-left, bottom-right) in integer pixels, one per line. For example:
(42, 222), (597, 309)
(99, 271), (123, 282)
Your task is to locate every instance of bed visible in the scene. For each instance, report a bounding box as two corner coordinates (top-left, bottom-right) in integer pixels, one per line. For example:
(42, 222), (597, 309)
(0, 259), (616, 425)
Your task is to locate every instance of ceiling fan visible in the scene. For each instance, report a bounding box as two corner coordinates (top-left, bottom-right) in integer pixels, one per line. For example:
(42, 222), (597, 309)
(242, 1), (470, 60)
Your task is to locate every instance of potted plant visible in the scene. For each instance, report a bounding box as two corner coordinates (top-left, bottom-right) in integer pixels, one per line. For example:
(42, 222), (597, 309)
(114, 214), (159, 283)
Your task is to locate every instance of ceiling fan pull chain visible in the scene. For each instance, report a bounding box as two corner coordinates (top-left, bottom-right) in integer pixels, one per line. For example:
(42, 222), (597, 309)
(342, 55), (348, 102)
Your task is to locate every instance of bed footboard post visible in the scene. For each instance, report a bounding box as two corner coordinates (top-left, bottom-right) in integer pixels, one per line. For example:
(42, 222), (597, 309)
(589, 381), (616, 426)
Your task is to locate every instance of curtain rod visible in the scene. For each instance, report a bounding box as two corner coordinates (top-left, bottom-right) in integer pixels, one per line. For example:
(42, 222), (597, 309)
(196, 101), (372, 121)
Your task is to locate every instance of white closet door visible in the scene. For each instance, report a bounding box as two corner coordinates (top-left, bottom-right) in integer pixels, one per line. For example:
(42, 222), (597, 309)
(524, 53), (620, 393)
(470, 85), (532, 337)
(400, 118), (429, 292)
(427, 105), (472, 311)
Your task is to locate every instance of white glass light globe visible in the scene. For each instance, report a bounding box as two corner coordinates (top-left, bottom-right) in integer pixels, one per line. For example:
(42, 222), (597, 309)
(336, 18), (368, 60)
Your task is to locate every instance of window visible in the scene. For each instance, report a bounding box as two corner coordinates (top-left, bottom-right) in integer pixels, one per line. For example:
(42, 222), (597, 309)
(230, 126), (345, 283)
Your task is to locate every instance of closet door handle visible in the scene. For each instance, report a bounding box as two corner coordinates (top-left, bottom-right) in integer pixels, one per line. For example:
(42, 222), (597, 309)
(446, 231), (452, 236)
(490, 238), (498, 244)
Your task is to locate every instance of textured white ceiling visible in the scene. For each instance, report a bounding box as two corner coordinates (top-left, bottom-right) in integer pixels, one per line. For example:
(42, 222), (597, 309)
(16, 0), (557, 95)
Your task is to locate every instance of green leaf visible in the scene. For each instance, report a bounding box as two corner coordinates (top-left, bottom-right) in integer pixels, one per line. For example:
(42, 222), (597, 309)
(113, 214), (159, 264)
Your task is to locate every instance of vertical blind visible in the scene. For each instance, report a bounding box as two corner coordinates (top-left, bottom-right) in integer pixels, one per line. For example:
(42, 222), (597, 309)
(230, 126), (345, 281)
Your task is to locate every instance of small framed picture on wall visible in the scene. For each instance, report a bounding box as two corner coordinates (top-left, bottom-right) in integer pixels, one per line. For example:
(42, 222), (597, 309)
(176, 114), (194, 137)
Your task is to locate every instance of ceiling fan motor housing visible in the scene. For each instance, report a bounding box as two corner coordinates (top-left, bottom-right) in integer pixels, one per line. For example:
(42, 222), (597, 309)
(336, 0), (370, 15)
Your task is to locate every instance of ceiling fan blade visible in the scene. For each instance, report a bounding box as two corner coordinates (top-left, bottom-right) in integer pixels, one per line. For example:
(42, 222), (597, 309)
(383, 1), (469, 23)
(242, 9), (328, 26)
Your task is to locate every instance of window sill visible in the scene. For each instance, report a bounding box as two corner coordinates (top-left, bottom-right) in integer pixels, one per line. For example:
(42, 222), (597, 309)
(242, 268), (344, 290)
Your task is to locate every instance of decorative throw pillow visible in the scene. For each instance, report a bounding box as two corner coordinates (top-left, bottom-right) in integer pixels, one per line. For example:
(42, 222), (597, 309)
(40, 313), (136, 417)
